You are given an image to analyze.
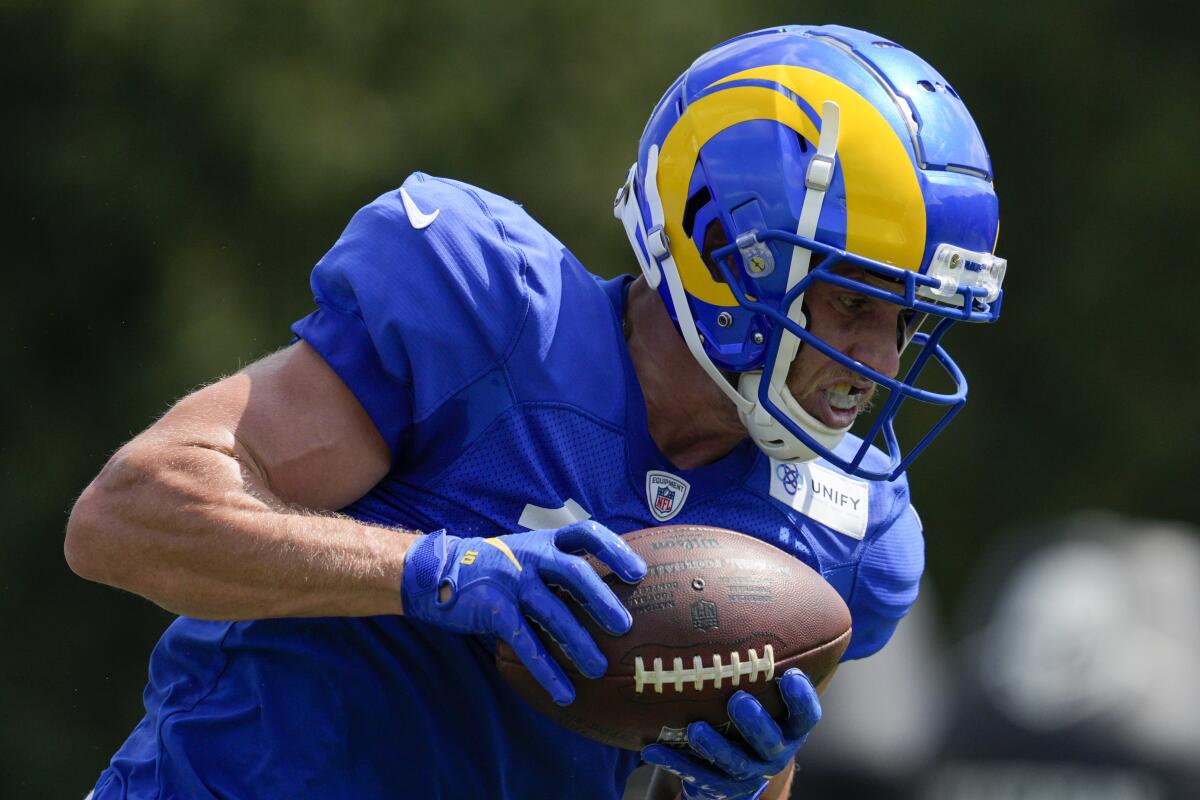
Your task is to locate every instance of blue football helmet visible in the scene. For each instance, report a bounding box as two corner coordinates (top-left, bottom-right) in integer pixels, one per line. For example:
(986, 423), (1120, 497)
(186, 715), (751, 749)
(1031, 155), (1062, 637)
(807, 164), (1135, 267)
(614, 24), (1006, 480)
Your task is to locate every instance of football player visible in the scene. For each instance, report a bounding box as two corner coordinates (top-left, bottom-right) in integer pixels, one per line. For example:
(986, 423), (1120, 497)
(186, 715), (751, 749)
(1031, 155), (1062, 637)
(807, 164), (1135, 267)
(66, 24), (1005, 800)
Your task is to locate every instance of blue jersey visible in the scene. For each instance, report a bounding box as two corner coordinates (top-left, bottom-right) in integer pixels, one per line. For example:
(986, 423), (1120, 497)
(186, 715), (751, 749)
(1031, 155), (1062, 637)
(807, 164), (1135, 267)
(92, 174), (924, 800)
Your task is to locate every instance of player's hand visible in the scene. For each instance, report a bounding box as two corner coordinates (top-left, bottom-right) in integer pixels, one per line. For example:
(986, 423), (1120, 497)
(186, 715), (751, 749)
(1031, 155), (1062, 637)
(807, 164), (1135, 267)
(641, 668), (820, 800)
(400, 521), (646, 705)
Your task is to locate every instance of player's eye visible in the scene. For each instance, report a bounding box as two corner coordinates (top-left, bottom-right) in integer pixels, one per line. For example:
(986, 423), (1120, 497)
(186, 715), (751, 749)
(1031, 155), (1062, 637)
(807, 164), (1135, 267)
(838, 294), (868, 313)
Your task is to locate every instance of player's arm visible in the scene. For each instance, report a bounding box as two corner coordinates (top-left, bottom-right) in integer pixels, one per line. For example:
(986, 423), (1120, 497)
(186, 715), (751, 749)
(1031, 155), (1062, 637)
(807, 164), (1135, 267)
(756, 764), (794, 800)
(65, 338), (645, 705)
(64, 341), (411, 620)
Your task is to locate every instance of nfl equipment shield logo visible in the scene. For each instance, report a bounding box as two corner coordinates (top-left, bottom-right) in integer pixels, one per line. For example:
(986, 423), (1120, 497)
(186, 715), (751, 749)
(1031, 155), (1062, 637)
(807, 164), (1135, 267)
(655, 486), (675, 514)
(646, 470), (690, 522)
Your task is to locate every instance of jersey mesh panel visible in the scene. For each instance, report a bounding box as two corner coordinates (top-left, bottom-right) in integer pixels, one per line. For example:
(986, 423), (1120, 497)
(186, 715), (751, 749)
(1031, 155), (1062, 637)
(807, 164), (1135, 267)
(420, 406), (629, 534)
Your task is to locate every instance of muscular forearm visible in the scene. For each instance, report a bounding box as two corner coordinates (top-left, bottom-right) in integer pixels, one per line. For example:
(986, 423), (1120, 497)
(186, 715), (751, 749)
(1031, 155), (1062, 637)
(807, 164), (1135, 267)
(66, 434), (412, 620)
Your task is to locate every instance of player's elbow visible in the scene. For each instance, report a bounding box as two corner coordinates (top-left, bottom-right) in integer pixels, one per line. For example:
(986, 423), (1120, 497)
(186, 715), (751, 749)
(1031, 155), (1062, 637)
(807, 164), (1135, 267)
(65, 477), (120, 584)
(64, 487), (101, 584)
(64, 446), (156, 585)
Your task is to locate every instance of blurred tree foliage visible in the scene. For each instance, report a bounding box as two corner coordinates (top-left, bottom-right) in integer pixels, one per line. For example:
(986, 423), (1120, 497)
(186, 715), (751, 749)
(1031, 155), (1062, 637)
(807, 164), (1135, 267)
(2, 0), (1197, 794)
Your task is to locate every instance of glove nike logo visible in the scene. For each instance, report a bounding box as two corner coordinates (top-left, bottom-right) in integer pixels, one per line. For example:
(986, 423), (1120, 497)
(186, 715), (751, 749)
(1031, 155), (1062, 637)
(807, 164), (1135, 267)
(400, 187), (440, 229)
(483, 538), (523, 571)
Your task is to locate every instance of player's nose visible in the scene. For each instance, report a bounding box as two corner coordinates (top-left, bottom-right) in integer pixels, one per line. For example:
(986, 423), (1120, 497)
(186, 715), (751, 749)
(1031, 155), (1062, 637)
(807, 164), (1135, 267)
(845, 310), (901, 380)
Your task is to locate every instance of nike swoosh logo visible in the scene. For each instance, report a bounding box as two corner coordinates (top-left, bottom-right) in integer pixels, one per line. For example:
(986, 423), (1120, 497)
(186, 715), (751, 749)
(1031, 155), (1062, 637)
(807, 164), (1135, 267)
(483, 538), (522, 571)
(399, 187), (440, 229)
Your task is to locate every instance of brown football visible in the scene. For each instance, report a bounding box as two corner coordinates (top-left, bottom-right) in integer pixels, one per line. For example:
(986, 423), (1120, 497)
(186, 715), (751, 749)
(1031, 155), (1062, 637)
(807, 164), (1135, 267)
(495, 525), (852, 750)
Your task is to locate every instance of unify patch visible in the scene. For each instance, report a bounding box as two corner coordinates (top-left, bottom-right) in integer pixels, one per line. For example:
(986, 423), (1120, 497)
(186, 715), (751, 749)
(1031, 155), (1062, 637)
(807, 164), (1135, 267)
(769, 459), (869, 540)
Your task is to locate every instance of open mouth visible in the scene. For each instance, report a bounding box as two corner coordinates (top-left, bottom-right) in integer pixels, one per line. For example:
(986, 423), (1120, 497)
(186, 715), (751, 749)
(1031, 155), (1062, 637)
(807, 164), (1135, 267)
(816, 382), (872, 427)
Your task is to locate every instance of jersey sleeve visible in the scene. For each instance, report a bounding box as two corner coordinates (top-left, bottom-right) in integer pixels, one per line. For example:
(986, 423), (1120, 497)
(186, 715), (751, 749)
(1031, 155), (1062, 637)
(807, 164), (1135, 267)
(290, 174), (530, 462)
(842, 481), (925, 661)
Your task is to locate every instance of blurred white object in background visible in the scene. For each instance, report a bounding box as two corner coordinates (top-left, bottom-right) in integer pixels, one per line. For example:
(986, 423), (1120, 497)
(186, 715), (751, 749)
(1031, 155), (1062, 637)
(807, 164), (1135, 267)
(794, 586), (949, 798)
(923, 512), (1200, 800)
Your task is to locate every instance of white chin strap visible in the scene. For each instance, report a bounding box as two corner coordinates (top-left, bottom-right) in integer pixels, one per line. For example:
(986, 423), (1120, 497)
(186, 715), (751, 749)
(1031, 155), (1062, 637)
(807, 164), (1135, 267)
(614, 145), (754, 419)
(615, 101), (847, 464)
(737, 371), (847, 460)
(739, 100), (847, 462)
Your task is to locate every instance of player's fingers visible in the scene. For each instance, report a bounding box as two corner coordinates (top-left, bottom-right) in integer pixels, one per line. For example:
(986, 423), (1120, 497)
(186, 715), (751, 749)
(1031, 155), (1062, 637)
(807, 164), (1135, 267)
(777, 668), (821, 741)
(520, 581), (607, 678)
(686, 720), (760, 781)
(641, 743), (730, 787)
(727, 691), (788, 763)
(553, 521), (647, 584)
(540, 550), (633, 636)
(494, 602), (576, 706)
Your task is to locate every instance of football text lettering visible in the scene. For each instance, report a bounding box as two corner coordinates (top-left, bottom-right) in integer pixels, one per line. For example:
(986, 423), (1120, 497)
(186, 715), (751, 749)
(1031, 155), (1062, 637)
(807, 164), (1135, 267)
(649, 537), (721, 552)
(645, 558), (722, 578)
(626, 581), (679, 614)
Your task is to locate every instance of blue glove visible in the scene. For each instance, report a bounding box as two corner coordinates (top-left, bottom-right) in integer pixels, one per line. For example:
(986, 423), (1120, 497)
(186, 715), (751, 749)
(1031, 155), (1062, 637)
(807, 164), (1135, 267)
(641, 669), (821, 800)
(401, 520), (647, 705)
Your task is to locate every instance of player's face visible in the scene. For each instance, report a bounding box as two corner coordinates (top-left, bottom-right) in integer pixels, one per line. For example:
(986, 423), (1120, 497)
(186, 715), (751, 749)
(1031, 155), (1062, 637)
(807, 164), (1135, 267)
(786, 266), (903, 429)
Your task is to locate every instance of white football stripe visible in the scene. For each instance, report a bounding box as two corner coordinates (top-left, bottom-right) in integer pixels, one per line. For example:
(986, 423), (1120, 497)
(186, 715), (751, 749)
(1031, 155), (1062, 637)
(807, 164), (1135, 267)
(518, 499), (591, 531)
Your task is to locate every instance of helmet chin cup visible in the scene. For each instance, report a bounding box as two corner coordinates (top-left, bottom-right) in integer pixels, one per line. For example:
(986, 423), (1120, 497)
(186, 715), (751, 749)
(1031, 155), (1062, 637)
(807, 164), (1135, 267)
(737, 371), (849, 463)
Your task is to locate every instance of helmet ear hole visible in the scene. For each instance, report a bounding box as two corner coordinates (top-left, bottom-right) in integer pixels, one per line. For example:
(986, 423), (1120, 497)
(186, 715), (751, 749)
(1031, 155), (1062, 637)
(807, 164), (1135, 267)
(682, 186), (713, 240)
(700, 219), (731, 284)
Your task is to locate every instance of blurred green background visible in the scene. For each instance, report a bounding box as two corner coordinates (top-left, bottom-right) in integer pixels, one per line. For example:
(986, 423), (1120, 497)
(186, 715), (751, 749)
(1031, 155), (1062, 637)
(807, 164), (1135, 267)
(3, 0), (1198, 794)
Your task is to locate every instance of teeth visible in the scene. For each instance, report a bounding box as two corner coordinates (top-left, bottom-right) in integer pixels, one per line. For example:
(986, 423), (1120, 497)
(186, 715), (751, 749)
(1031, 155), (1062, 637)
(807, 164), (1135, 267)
(825, 383), (858, 410)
